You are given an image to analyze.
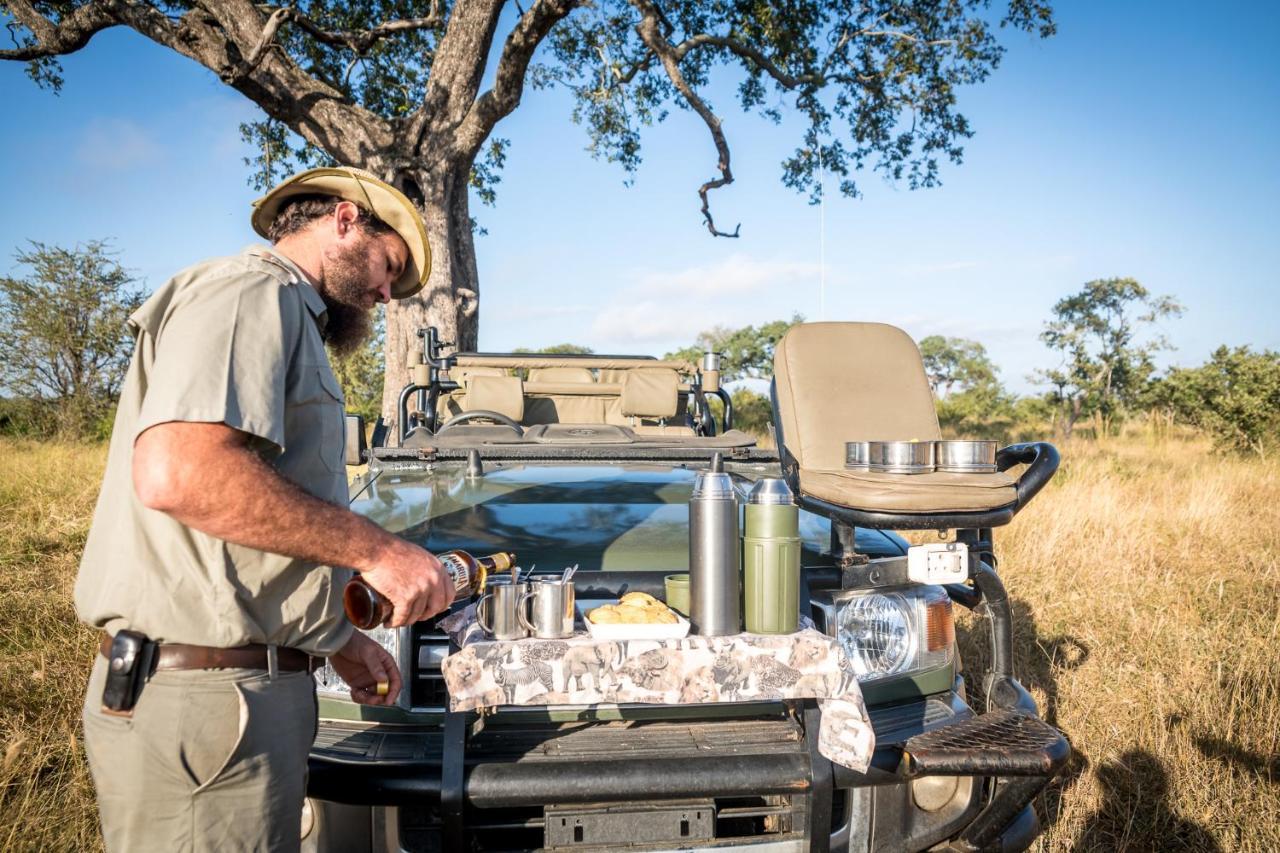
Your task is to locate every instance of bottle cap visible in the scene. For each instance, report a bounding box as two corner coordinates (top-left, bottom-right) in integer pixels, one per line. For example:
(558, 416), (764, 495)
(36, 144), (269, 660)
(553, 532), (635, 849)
(747, 478), (795, 505)
(692, 471), (736, 500)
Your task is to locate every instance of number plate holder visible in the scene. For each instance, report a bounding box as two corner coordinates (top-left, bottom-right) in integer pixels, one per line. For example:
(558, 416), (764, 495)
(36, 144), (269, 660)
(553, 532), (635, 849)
(544, 800), (715, 849)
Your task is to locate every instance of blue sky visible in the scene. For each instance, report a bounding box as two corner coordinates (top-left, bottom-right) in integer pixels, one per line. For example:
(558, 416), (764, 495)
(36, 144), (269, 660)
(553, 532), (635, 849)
(2, 2), (1277, 394)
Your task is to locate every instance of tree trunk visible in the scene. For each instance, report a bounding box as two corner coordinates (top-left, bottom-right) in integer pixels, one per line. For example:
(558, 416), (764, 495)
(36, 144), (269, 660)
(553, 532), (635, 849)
(380, 164), (479, 438)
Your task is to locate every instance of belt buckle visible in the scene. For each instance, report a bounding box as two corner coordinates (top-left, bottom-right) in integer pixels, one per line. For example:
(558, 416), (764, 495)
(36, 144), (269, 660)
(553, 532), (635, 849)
(266, 644), (280, 680)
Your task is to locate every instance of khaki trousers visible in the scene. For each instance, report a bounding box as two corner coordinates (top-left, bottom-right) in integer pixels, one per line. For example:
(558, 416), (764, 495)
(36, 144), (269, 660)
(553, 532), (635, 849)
(82, 654), (318, 852)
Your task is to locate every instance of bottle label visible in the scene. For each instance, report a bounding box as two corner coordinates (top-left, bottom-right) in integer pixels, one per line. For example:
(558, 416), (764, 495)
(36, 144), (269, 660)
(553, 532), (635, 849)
(440, 553), (472, 595)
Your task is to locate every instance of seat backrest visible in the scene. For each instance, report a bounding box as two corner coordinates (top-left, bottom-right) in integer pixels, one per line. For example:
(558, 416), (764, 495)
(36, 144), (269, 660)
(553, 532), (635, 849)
(438, 366), (508, 420)
(773, 322), (940, 470)
(523, 366), (604, 424)
(618, 368), (679, 421)
(464, 374), (525, 422)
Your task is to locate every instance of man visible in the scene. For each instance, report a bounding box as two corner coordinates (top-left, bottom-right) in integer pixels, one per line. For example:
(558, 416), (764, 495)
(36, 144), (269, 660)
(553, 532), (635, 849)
(75, 167), (453, 851)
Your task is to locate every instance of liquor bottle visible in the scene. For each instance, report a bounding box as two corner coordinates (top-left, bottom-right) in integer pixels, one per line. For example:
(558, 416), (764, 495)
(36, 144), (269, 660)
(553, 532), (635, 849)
(343, 550), (516, 629)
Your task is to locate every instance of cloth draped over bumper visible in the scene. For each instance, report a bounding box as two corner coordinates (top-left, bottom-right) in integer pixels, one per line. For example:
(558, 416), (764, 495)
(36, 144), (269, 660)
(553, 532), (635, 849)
(439, 607), (875, 774)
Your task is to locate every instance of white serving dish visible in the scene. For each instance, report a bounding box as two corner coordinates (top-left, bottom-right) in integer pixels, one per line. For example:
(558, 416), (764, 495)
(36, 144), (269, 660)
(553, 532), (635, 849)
(576, 598), (691, 640)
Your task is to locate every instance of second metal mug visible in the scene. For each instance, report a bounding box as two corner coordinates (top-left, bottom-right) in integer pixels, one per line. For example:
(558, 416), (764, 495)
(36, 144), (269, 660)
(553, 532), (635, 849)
(477, 577), (529, 641)
(518, 578), (575, 639)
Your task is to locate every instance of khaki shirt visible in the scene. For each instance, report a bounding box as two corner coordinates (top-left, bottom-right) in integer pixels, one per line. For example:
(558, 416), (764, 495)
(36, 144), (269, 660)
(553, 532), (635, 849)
(75, 245), (354, 656)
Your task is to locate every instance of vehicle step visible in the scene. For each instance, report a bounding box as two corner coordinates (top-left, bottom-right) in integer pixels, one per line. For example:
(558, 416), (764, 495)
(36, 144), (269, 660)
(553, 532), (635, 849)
(902, 709), (1069, 777)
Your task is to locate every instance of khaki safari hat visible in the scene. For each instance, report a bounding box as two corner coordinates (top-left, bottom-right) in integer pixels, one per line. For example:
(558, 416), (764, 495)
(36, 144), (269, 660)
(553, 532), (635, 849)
(251, 166), (431, 299)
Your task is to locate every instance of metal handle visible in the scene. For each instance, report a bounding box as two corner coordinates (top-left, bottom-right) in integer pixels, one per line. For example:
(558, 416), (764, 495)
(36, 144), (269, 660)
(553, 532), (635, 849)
(476, 593), (493, 633)
(516, 591), (536, 633)
(996, 441), (1060, 511)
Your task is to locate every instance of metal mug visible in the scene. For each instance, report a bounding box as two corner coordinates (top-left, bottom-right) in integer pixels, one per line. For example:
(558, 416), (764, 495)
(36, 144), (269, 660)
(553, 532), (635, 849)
(477, 577), (529, 641)
(518, 578), (575, 639)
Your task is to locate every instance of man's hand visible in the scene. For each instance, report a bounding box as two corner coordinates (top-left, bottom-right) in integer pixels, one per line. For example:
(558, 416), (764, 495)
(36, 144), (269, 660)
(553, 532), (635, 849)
(358, 538), (456, 627)
(330, 630), (402, 706)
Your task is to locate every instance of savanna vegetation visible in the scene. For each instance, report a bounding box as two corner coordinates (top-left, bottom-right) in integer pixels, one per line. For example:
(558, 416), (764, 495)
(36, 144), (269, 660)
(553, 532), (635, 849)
(2, 242), (1276, 852)
(2, 430), (1277, 850)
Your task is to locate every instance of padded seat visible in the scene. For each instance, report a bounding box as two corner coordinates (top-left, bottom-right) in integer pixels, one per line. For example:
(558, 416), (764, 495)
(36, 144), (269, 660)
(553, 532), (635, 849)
(462, 374), (525, 422)
(524, 366), (605, 424)
(803, 469), (1015, 514)
(607, 368), (695, 435)
(773, 322), (1017, 515)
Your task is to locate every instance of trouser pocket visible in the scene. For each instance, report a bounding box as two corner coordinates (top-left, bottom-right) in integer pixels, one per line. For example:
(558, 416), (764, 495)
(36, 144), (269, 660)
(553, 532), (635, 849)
(179, 681), (249, 793)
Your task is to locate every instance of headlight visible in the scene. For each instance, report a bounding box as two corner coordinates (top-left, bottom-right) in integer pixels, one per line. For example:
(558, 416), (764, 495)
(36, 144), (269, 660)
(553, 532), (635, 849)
(314, 625), (400, 700)
(831, 586), (954, 683)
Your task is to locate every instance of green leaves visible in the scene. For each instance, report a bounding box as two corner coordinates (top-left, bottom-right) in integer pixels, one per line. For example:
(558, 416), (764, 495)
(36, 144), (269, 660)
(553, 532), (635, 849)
(1149, 346), (1280, 458)
(665, 314), (803, 383)
(239, 120), (336, 192)
(1035, 277), (1184, 432)
(0, 241), (145, 438)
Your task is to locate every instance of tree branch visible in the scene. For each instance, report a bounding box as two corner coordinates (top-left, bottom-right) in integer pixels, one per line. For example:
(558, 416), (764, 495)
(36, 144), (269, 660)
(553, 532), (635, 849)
(634, 0), (738, 238)
(454, 0), (582, 157)
(282, 6), (446, 56)
(0, 0), (117, 59)
(673, 32), (822, 90)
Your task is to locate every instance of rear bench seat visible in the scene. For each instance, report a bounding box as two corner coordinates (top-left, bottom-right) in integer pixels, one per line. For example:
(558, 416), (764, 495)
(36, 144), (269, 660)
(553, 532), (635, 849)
(434, 365), (693, 435)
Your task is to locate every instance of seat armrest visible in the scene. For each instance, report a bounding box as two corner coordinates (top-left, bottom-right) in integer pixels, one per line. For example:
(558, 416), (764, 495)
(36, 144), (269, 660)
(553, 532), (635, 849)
(996, 442), (1060, 512)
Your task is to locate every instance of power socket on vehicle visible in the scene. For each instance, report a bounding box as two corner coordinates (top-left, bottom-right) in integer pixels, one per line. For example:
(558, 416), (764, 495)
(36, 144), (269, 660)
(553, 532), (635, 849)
(907, 542), (969, 585)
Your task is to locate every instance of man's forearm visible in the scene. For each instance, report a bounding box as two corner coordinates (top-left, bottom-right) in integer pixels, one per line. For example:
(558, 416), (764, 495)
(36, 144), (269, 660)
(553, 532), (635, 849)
(134, 422), (398, 573)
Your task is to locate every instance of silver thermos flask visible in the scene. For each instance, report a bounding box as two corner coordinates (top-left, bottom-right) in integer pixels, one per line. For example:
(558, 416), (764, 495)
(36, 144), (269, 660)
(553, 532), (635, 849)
(689, 453), (741, 635)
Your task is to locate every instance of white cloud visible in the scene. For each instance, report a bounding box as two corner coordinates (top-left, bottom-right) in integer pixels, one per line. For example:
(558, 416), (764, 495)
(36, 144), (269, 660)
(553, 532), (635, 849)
(75, 118), (163, 171)
(585, 253), (821, 347)
(634, 253), (821, 296)
(589, 300), (709, 344)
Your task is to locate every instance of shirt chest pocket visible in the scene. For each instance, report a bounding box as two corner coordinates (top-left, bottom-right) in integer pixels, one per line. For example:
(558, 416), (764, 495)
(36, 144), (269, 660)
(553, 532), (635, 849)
(290, 363), (346, 475)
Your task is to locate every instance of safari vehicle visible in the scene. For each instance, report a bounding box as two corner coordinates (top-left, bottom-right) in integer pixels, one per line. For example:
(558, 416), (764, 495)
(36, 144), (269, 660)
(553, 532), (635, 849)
(303, 322), (1068, 853)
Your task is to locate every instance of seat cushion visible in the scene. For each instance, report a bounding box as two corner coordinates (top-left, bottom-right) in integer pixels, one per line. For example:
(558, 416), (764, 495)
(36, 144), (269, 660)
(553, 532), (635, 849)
(802, 467), (1017, 514)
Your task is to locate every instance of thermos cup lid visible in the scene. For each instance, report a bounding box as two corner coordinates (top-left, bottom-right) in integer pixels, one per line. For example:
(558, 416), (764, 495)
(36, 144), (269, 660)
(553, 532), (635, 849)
(692, 471), (736, 499)
(747, 478), (795, 505)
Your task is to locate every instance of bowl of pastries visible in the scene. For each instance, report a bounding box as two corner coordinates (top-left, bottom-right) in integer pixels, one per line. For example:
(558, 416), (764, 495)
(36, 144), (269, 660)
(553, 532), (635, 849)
(579, 591), (691, 640)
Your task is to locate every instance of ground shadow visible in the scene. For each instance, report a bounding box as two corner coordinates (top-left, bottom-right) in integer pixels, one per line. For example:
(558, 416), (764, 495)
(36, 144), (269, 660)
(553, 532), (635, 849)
(955, 596), (1091, 835)
(1070, 750), (1221, 852)
(1189, 733), (1279, 784)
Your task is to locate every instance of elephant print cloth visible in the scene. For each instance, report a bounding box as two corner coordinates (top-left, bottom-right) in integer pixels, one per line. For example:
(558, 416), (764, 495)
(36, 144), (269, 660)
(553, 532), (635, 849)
(439, 607), (875, 773)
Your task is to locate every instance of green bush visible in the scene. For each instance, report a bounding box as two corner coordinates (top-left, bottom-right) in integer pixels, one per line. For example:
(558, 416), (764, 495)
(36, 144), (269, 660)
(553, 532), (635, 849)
(1148, 346), (1280, 457)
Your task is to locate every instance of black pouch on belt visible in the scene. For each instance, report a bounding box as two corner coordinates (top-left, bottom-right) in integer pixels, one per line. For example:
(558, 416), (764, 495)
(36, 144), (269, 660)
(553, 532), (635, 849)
(101, 630), (156, 717)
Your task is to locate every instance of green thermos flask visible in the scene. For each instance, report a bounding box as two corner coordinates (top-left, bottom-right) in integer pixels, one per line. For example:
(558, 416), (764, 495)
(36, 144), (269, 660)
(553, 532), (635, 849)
(743, 478), (801, 634)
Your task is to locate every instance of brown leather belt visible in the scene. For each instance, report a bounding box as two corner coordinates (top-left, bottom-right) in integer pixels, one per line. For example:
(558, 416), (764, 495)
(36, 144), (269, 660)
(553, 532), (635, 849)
(99, 633), (324, 674)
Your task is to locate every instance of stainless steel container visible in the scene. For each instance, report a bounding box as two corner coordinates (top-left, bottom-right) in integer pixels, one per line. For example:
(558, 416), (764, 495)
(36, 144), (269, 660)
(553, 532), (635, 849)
(868, 440), (935, 474)
(935, 440), (998, 473)
(477, 576), (529, 641)
(688, 453), (741, 636)
(844, 441), (871, 470)
(518, 578), (575, 639)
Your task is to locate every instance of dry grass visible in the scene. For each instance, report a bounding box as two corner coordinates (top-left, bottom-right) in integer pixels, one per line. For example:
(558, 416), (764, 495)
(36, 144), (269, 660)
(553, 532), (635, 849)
(966, 433), (1280, 851)
(0, 439), (106, 851)
(0, 434), (1277, 850)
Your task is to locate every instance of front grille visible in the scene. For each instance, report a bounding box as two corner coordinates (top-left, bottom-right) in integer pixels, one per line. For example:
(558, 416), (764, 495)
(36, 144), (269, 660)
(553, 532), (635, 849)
(411, 617), (451, 710)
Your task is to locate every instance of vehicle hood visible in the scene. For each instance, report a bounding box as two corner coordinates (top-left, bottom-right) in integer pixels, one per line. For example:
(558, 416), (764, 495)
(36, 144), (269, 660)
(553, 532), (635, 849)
(352, 462), (905, 571)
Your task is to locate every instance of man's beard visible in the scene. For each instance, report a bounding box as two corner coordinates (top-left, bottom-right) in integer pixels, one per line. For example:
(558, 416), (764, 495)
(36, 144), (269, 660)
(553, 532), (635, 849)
(319, 238), (376, 357)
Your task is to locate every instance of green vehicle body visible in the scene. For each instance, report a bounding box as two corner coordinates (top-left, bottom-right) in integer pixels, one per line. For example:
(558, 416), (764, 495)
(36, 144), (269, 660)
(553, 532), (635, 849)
(302, 338), (1066, 852)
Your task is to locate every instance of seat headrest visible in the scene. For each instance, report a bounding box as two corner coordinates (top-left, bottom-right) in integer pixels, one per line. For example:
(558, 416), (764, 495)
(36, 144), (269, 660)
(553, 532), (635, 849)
(773, 322), (940, 470)
(620, 368), (679, 419)
(465, 374), (525, 422)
